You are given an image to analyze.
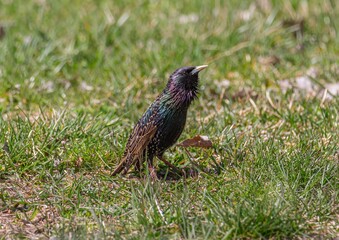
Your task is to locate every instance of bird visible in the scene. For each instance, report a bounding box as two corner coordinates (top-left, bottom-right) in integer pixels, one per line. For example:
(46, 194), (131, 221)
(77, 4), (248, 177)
(112, 65), (208, 178)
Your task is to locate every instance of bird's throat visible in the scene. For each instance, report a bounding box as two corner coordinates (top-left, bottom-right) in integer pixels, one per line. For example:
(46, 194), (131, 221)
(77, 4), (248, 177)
(164, 87), (197, 109)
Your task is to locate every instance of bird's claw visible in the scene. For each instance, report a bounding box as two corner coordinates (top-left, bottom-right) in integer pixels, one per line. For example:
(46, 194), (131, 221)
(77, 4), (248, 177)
(148, 166), (158, 181)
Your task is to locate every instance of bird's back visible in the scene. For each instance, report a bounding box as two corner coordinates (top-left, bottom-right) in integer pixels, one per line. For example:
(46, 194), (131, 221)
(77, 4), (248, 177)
(112, 94), (188, 175)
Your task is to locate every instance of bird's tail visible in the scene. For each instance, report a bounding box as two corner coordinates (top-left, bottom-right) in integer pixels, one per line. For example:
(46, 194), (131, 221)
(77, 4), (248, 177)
(112, 126), (156, 176)
(111, 154), (137, 176)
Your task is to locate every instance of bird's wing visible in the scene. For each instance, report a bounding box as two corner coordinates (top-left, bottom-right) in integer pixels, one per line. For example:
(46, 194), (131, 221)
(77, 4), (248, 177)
(111, 121), (158, 176)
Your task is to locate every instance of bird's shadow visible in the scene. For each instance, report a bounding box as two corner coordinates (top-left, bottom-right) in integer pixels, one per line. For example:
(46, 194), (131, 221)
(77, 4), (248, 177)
(127, 165), (219, 181)
(157, 166), (199, 181)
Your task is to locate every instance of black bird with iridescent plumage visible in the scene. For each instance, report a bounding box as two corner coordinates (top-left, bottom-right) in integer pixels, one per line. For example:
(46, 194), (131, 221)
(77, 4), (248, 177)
(112, 65), (208, 178)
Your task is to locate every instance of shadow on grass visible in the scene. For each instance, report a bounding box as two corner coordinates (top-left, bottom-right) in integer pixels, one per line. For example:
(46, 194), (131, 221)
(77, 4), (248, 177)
(124, 165), (219, 181)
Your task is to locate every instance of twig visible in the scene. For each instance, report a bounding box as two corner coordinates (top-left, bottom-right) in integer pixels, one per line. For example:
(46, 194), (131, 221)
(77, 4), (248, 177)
(183, 148), (210, 174)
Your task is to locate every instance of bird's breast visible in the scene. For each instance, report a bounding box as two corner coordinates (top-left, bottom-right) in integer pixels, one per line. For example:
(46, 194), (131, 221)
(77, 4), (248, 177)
(152, 107), (188, 154)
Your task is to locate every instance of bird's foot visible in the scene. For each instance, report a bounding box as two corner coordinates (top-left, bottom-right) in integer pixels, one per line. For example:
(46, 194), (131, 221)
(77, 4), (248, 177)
(148, 166), (158, 181)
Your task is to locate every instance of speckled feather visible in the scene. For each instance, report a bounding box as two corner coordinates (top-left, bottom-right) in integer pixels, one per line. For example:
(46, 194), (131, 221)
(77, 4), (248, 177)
(112, 66), (207, 176)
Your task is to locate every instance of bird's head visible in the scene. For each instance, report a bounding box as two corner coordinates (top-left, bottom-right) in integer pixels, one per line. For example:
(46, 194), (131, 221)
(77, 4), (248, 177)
(169, 65), (208, 90)
(166, 65), (208, 104)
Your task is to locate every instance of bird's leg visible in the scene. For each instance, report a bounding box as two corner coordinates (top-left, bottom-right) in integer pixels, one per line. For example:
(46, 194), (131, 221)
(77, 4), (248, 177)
(157, 155), (184, 176)
(133, 158), (142, 173)
(148, 165), (157, 180)
(122, 155), (141, 175)
(147, 156), (158, 180)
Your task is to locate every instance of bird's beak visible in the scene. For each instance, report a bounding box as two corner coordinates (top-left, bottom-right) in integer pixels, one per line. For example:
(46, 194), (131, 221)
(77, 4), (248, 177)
(191, 65), (208, 75)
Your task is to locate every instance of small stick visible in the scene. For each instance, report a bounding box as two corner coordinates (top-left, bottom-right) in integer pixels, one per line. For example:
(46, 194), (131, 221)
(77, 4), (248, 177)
(157, 155), (184, 175)
(183, 148), (210, 174)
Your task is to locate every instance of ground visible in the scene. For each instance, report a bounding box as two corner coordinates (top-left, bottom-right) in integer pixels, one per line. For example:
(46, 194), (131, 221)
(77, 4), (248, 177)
(0, 0), (338, 239)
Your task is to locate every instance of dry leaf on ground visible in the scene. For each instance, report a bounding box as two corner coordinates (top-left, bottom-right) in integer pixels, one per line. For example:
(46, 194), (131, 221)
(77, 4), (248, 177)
(177, 135), (213, 149)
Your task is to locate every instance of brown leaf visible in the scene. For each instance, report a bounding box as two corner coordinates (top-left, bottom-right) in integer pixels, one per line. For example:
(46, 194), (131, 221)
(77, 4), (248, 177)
(177, 135), (213, 149)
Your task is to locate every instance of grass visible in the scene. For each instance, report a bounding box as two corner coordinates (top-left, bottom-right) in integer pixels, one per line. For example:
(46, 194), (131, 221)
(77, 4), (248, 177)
(0, 0), (338, 239)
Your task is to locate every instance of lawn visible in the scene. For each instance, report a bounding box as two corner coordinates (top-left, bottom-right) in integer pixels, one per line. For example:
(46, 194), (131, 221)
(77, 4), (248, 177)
(0, 0), (338, 239)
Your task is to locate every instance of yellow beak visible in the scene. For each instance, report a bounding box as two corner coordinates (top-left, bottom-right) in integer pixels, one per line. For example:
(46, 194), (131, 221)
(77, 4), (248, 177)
(191, 65), (208, 75)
